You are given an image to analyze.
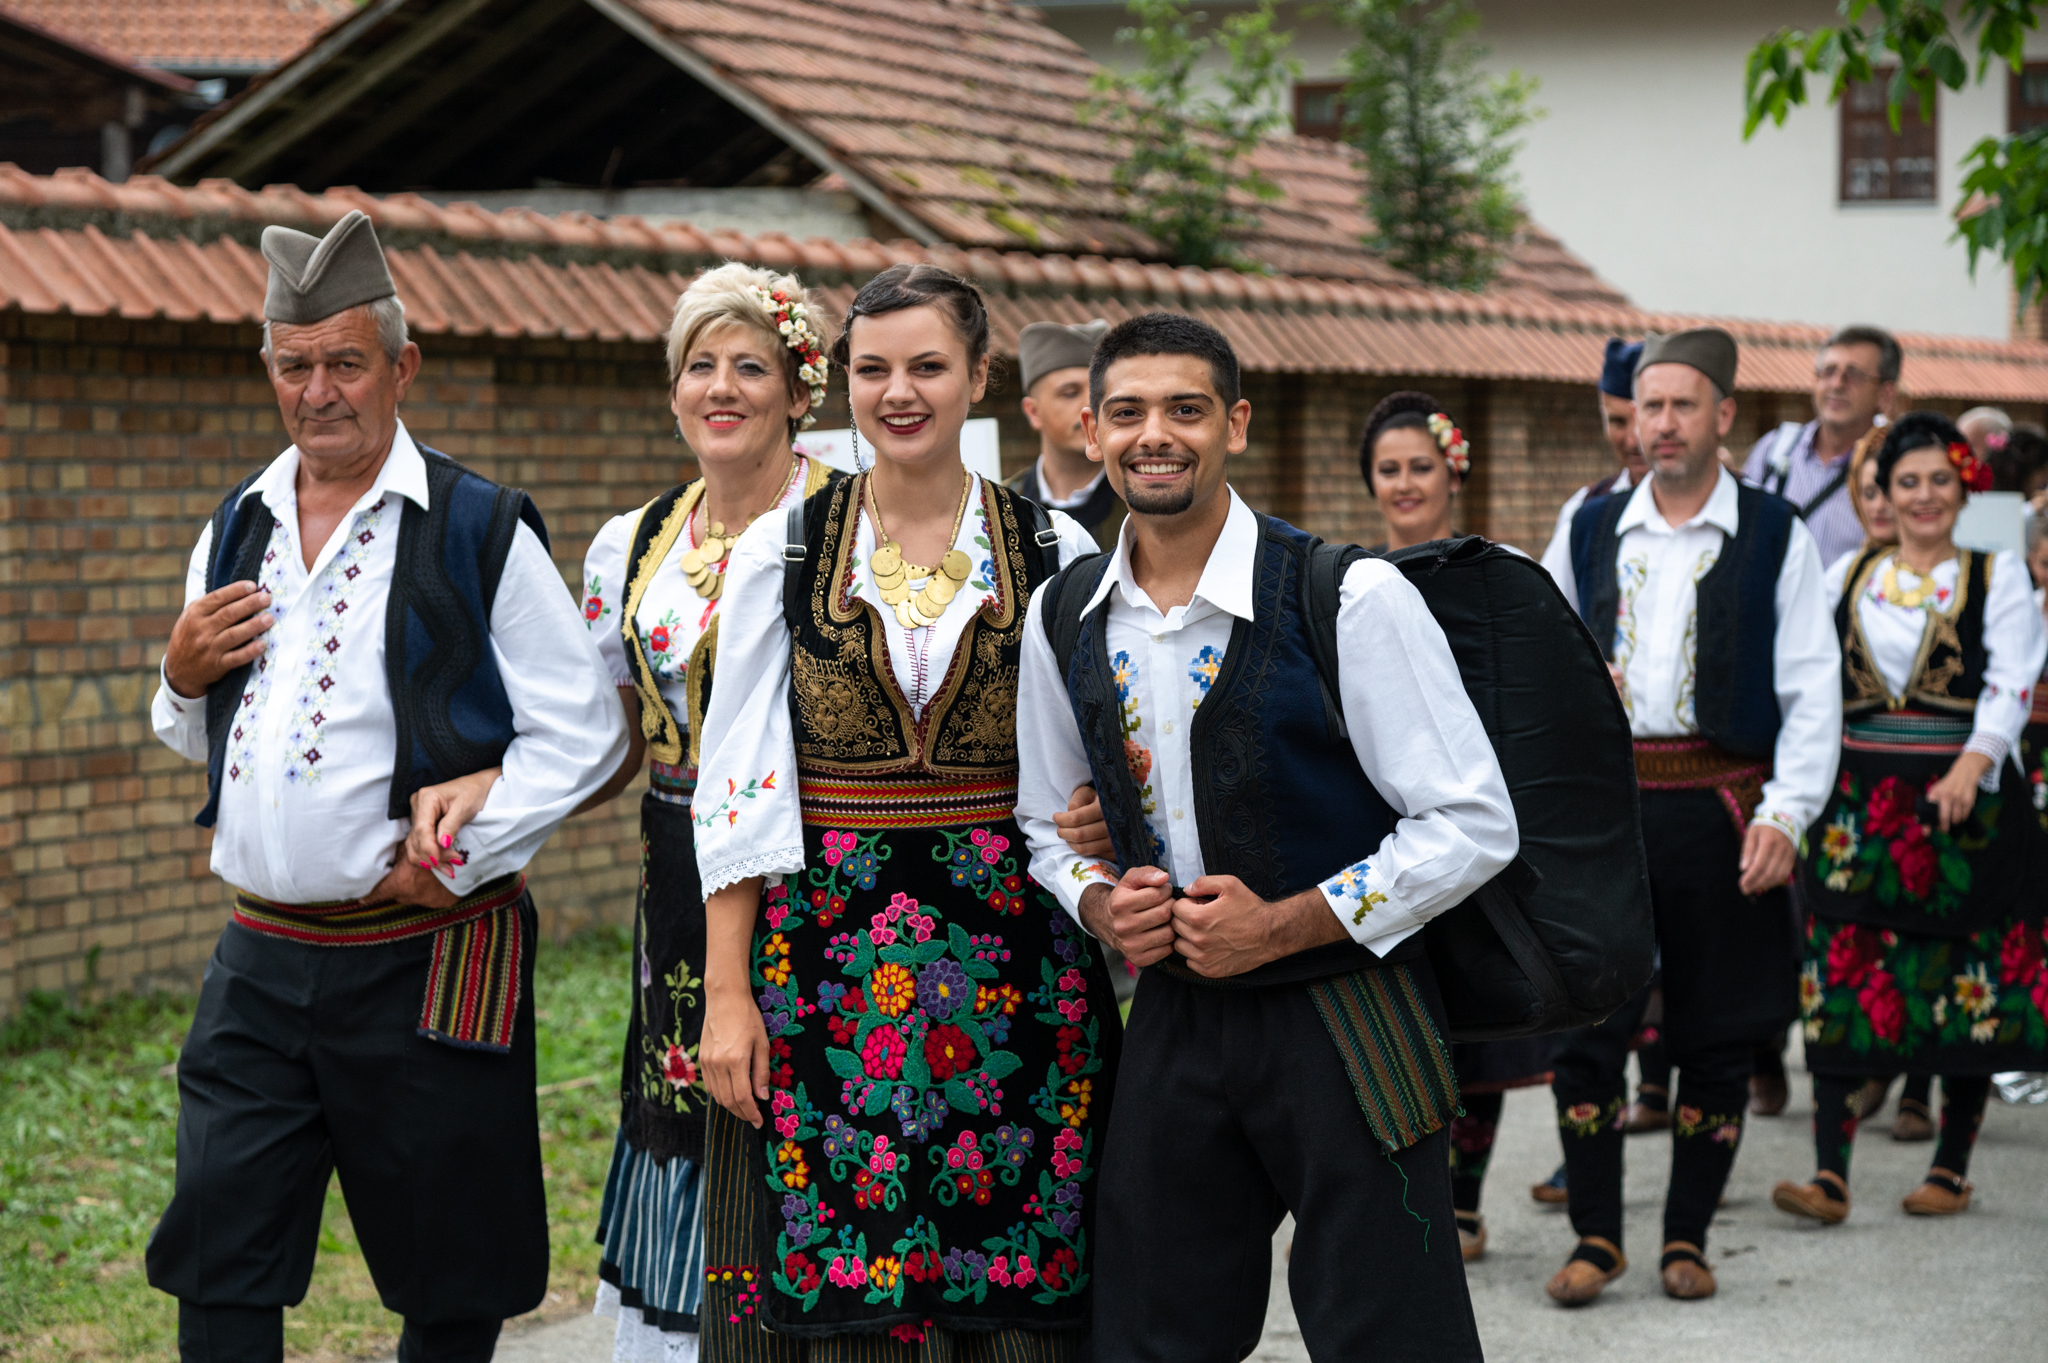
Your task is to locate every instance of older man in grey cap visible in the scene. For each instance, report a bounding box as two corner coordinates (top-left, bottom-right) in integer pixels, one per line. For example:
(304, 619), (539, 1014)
(1538, 328), (1841, 1307)
(1008, 318), (1125, 547)
(144, 210), (626, 1362)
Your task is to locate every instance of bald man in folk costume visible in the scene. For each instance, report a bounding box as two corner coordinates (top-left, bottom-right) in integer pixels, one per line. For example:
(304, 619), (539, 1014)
(145, 212), (626, 1362)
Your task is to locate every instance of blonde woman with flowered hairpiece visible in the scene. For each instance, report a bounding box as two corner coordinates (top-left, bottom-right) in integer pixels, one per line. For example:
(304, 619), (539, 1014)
(1773, 411), (2048, 1227)
(409, 261), (839, 1360)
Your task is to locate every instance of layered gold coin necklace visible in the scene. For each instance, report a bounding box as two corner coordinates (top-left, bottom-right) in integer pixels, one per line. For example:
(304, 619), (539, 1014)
(867, 468), (975, 630)
(680, 454), (797, 600)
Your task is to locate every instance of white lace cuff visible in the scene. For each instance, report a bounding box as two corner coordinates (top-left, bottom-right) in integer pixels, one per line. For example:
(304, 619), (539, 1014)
(1965, 732), (2009, 791)
(699, 847), (805, 898)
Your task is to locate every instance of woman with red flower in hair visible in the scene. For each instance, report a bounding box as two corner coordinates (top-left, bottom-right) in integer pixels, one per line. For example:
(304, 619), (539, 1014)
(1776, 411), (2048, 1226)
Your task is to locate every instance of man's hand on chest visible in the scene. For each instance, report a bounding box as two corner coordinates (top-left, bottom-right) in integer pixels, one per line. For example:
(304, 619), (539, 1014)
(1170, 875), (1346, 978)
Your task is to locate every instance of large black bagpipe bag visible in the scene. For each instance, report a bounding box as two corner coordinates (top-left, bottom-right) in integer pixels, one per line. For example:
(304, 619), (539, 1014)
(1362, 536), (1653, 1040)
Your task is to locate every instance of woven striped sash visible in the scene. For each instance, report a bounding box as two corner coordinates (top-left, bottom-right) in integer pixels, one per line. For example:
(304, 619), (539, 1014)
(232, 874), (528, 1053)
(1634, 736), (1772, 838)
(1304, 964), (1461, 1152)
(797, 770), (1021, 830)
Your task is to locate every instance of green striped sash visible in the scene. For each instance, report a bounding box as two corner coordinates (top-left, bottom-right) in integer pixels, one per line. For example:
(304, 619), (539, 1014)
(1305, 964), (1461, 1152)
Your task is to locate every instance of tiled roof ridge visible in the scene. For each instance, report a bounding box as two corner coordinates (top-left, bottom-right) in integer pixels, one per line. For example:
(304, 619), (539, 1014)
(0, 4), (197, 89)
(1, 164), (2044, 372)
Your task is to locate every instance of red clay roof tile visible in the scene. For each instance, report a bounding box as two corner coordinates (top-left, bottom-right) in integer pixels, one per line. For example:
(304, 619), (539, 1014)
(2, 167), (2044, 402)
(0, 0), (354, 72)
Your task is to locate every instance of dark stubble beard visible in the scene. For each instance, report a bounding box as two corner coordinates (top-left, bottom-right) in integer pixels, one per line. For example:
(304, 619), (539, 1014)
(1121, 478), (1198, 516)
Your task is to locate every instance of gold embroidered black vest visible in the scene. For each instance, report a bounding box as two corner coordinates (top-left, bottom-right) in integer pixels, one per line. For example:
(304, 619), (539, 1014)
(619, 460), (839, 768)
(1837, 545), (1991, 717)
(783, 473), (1051, 776)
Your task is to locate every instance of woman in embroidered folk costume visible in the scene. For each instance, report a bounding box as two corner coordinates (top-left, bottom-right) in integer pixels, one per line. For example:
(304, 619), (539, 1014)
(1357, 391), (1549, 1262)
(1772, 413), (2048, 1225)
(691, 264), (1111, 1359)
(415, 263), (836, 1359)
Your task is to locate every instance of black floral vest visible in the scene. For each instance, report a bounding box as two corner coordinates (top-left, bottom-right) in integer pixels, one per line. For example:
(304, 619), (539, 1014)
(1837, 546), (1991, 716)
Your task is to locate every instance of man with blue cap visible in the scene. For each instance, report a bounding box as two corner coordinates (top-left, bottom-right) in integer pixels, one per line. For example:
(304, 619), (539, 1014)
(1541, 338), (1648, 566)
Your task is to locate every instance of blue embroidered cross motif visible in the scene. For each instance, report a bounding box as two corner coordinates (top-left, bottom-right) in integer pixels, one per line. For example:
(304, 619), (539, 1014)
(1188, 645), (1223, 708)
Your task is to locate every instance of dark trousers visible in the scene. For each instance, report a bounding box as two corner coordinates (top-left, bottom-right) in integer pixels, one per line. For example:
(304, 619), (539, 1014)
(146, 912), (548, 1363)
(1093, 969), (1480, 1363)
(1547, 790), (1790, 1256)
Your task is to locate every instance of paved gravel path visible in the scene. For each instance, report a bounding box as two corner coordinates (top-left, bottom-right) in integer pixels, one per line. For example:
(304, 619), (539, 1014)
(471, 1060), (2046, 1363)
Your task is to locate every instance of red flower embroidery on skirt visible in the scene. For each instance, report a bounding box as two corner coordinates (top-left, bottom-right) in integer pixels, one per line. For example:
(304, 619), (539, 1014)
(1858, 970), (1906, 1045)
(1826, 924), (1885, 988)
(1864, 776), (1915, 839)
(1999, 920), (2045, 986)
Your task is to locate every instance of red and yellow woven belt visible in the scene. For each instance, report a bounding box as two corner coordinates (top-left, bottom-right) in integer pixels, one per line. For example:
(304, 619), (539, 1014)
(232, 874), (528, 1053)
(798, 770), (1020, 830)
(1633, 737), (1772, 838)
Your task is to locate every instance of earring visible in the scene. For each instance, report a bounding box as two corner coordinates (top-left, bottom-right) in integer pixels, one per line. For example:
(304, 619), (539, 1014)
(852, 423), (866, 473)
(673, 419), (683, 443)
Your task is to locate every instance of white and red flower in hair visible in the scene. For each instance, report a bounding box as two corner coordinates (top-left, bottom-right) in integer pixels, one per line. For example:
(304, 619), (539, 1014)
(748, 285), (829, 429)
(1425, 412), (1471, 475)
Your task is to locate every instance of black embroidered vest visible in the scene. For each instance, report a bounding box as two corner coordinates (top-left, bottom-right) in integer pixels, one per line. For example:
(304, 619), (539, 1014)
(197, 446), (548, 826)
(1836, 546), (1991, 716)
(1055, 514), (1404, 987)
(1569, 480), (1795, 759)
(782, 474), (1053, 776)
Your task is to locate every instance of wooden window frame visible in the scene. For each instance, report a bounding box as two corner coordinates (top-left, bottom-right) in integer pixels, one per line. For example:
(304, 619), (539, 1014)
(1293, 81), (1346, 142)
(2013, 60), (2048, 135)
(1840, 67), (1938, 204)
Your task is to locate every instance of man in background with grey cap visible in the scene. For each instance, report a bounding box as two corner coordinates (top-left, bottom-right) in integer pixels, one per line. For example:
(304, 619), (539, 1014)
(1008, 318), (1126, 548)
(1539, 328), (1840, 1308)
(145, 210), (625, 1362)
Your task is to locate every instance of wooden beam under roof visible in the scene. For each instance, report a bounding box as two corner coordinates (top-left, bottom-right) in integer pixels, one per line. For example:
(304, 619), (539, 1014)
(210, 0), (504, 184)
(293, 0), (583, 188)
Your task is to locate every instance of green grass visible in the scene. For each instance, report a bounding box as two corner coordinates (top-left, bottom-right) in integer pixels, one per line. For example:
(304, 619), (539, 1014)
(0, 928), (633, 1361)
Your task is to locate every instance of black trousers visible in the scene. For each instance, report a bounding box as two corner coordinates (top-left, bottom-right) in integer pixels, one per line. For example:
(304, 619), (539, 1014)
(1548, 790), (1789, 1255)
(146, 910), (548, 1363)
(1092, 968), (1480, 1363)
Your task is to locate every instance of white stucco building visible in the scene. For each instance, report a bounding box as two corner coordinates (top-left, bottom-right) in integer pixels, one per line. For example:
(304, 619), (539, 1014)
(1036, 0), (2048, 339)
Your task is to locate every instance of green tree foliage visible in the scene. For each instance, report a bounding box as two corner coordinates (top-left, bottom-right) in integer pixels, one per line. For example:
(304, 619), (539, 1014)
(1085, 0), (1299, 271)
(1331, 0), (1540, 291)
(1744, 0), (2048, 306)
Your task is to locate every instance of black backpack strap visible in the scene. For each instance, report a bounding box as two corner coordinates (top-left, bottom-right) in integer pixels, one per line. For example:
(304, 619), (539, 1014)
(1013, 489), (1064, 584)
(782, 497), (809, 633)
(1796, 464), (1850, 520)
(1305, 539), (1370, 741)
(1040, 552), (1112, 678)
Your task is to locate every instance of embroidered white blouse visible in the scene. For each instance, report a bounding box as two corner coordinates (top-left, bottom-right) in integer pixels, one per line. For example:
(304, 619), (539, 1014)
(1540, 467), (1842, 847)
(693, 478), (1093, 896)
(579, 458), (816, 728)
(1014, 488), (1518, 957)
(1822, 546), (2047, 787)
(151, 426), (627, 903)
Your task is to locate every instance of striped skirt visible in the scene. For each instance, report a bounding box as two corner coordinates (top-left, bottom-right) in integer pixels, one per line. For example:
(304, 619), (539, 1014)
(597, 1129), (708, 1333)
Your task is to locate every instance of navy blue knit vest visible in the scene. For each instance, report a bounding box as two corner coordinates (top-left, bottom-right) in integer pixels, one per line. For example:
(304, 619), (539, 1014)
(196, 445), (549, 828)
(1055, 514), (1402, 986)
(1568, 479), (1793, 759)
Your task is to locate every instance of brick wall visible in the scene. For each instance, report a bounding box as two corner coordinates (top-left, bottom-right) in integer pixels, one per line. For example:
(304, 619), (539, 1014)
(15, 311), (1998, 1009)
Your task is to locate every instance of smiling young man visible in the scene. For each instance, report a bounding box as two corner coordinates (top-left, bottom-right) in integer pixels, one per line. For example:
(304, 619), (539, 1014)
(1014, 313), (1516, 1360)
(145, 212), (624, 1363)
(1541, 327), (1841, 1305)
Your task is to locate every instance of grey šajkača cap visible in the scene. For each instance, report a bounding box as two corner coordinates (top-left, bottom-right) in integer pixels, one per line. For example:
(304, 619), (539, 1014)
(261, 210), (396, 325)
(1019, 319), (1108, 393)
(1635, 326), (1738, 399)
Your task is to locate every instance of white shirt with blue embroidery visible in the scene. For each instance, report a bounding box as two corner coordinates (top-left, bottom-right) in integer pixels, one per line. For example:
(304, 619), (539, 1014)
(151, 424), (627, 903)
(1014, 488), (1518, 957)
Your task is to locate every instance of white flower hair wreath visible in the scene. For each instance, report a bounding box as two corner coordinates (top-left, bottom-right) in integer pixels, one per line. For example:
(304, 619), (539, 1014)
(748, 284), (828, 430)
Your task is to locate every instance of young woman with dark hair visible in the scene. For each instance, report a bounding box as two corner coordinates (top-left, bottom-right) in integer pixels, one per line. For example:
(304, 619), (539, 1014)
(1774, 411), (2048, 1224)
(689, 264), (1116, 1359)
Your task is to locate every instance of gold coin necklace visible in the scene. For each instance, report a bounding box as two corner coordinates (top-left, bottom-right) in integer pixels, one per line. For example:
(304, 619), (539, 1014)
(1878, 557), (1941, 611)
(679, 455), (797, 600)
(868, 469), (975, 631)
